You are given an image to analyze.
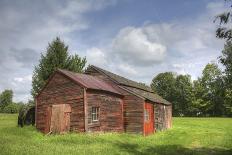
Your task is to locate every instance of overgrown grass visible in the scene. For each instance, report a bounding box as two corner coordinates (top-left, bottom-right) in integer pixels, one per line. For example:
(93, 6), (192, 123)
(0, 114), (231, 155)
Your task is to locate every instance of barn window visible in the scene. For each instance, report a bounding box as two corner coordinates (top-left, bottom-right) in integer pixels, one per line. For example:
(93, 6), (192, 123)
(144, 109), (150, 122)
(91, 107), (99, 122)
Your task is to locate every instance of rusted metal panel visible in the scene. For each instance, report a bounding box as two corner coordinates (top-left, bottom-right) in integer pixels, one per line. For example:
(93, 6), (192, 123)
(58, 69), (122, 95)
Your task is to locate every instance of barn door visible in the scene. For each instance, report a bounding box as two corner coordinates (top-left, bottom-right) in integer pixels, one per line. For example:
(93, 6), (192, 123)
(50, 104), (71, 134)
(144, 103), (154, 136)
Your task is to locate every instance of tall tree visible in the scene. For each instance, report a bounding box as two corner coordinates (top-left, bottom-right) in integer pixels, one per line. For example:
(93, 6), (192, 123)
(220, 42), (232, 116)
(175, 75), (193, 116)
(0, 89), (13, 110)
(198, 63), (225, 116)
(31, 37), (87, 98)
(150, 72), (178, 115)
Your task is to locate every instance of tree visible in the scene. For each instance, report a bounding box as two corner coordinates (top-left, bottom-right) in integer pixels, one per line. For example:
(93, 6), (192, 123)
(0, 89), (13, 110)
(31, 37), (87, 98)
(220, 42), (232, 116)
(150, 72), (178, 115)
(151, 72), (176, 102)
(197, 63), (225, 116)
(220, 42), (232, 87)
(215, 0), (232, 40)
(175, 75), (193, 116)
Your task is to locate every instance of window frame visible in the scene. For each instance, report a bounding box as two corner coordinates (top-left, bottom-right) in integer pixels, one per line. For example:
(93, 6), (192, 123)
(91, 107), (100, 123)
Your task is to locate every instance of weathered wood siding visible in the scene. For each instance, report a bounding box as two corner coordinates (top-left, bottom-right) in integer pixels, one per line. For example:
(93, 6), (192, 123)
(36, 72), (85, 133)
(85, 68), (145, 134)
(154, 103), (172, 131)
(86, 90), (123, 132)
(123, 94), (144, 134)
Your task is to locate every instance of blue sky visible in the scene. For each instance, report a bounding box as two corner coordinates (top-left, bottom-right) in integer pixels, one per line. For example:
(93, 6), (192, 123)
(0, 0), (226, 102)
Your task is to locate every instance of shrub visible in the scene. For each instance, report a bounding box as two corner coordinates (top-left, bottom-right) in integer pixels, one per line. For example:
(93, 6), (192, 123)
(18, 104), (35, 127)
(3, 104), (18, 113)
(1, 103), (21, 113)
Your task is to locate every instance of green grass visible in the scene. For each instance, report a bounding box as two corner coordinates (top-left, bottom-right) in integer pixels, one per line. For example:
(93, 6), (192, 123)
(0, 114), (232, 155)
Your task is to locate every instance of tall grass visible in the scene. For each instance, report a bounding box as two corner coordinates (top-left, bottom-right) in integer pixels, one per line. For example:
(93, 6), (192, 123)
(0, 114), (231, 155)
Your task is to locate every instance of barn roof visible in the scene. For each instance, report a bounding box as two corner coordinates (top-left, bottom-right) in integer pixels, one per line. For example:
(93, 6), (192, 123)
(120, 86), (171, 105)
(58, 69), (122, 95)
(86, 65), (171, 105)
(88, 65), (153, 92)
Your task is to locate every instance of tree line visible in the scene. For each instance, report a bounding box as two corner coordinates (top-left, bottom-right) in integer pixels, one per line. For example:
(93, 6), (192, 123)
(151, 0), (232, 117)
(0, 89), (24, 113)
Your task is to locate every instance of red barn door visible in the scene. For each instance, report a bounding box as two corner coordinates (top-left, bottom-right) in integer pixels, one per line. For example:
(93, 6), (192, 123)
(144, 103), (154, 136)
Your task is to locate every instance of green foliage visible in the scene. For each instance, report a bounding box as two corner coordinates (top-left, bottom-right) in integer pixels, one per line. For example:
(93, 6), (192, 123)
(0, 89), (13, 110)
(151, 73), (195, 116)
(1, 114), (232, 155)
(195, 63), (225, 116)
(220, 42), (232, 116)
(175, 75), (193, 116)
(150, 63), (229, 117)
(31, 37), (87, 98)
(18, 103), (35, 127)
(221, 42), (232, 86)
(2, 103), (19, 113)
(151, 72), (176, 103)
(215, 0), (232, 40)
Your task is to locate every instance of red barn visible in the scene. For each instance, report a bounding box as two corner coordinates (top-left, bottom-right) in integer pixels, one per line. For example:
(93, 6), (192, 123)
(35, 65), (172, 136)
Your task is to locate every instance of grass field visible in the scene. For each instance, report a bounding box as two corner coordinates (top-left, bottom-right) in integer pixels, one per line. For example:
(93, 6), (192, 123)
(0, 114), (231, 155)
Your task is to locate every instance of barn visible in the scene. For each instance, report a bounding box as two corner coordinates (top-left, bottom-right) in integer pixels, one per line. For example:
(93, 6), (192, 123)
(35, 65), (172, 136)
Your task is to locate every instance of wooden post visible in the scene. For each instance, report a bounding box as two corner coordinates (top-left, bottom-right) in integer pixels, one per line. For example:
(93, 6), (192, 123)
(84, 88), (88, 132)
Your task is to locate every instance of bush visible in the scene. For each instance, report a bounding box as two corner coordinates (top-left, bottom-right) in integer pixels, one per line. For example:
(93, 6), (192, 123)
(18, 104), (35, 127)
(1, 103), (21, 113)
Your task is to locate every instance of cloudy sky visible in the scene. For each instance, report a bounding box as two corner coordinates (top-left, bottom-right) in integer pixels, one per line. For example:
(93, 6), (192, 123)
(0, 0), (227, 102)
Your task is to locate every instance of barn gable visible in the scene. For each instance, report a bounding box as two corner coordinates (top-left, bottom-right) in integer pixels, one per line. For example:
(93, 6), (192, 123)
(85, 65), (171, 105)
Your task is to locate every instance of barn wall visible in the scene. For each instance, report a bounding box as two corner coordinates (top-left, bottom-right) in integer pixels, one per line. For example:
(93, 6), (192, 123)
(86, 90), (123, 132)
(123, 94), (144, 134)
(85, 68), (144, 134)
(36, 72), (85, 133)
(154, 103), (172, 131)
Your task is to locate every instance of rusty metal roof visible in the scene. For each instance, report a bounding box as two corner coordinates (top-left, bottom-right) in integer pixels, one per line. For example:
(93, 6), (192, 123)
(58, 69), (122, 95)
(86, 65), (154, 92)
(120, 86), (171, 105)
(86, 65), (171, 105)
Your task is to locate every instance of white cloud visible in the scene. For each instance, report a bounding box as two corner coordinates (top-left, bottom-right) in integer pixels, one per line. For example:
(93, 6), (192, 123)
(0, 0), (117, 102)
(111, 27), (167, 66)
(86, 47), (107, 66)
(86, 1), (225, 83)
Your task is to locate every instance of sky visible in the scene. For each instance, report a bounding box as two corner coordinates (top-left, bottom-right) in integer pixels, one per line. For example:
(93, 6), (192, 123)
(0, 0), (227, 102)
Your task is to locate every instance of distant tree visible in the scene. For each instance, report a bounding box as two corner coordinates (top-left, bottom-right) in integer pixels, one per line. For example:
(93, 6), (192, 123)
(31, 37), (87, 98)
(150, 72), (178, 115)
(151, 72), (176, 101)
(3, 103), (19, 113)
(197, 63), (225, 116)
(215, 0), (232, 40)
(191, 80), (208, 116)
(175, 75), (193, 116)
(0, 89), (13, 111)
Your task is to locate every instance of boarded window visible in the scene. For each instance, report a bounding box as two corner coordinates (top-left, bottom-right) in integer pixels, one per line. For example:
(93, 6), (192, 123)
(91, 107), (99, 122)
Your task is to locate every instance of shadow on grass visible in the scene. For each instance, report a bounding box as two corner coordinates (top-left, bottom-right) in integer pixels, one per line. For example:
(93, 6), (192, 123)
(114, 143), (232, 155)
